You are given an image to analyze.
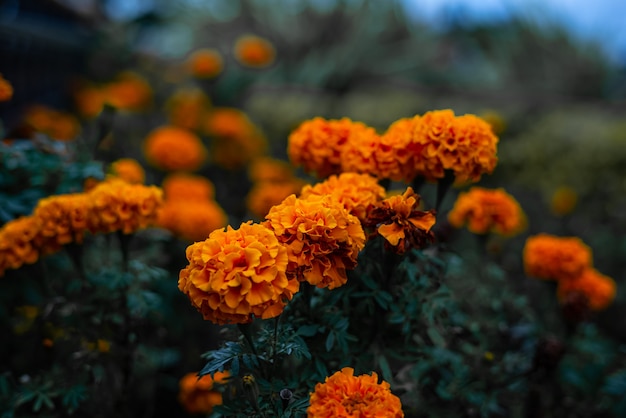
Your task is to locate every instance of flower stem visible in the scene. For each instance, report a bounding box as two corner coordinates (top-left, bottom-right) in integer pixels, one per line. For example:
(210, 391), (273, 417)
(435, 170), (455, 212)
(238, 322), (259, 357)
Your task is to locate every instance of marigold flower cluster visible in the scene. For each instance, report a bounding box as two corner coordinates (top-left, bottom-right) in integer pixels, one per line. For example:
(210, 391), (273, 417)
(178, 222), (300, 324)
(307, 367), (404, 418)
(143, 125), (208, 172)
(23, 105), (80, 141)
(186, 48), (224, 78)
(165, 88), (211, 131)
(157, 173), (227, 242)
(265, 194), (366, 289)
(0, 73), (13, 101)
(234, 34), (276, 68)
(447, 187), (526, 236)
(364, 187), (436, 254)
(108, 158), (145, 184)
(33, 193), (92, 253)
(178, 371), (230, 414)
(524, 234), (616, 311)
(0, 217), (41, 277)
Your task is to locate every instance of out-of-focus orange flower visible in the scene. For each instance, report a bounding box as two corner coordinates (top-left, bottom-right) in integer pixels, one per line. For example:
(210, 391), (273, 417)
(103, 71), (152, 111)
(364, 187), (436, 254)
(33, 194), (92, 253)
(0, 217), (41, 277)
(186, 48), (224, 78)
(178, 371), (230, 415)
(265, 194), (365, 289)
(143, 125), (208, 172)
(550, 186), (578, 216)
(557, 268), (616, 311)
(73, 84), (105, 118)
(288, 117), (375, 179)
(246, 179), (307, 220)
(178, 222), (299, 324)
(248, 157), (295, 183)
(88, 179), (163, 235)
(523, 234), (593, 281)
(0, 74), (14, 101)
(23, 105), (80, 141)
(234, 35), (276, 68)
(412, 110), (498, 184)
(162, 173), (215, 201)
(204, 107), (255, 138)
(447, 187), (526, 236)
(165, 88), (211, 131)
(108, 158), (145, 184)
(157, 200), (228, 242)
(307, 367), (404, 418)
(376, 117), (422, 182)
(300, 173), (385, 222)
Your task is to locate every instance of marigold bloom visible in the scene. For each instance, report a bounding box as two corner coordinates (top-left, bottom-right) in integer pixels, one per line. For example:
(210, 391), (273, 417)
(73, 84), (105, 118)
(186, 48), (224, 78)
(165, 88), (211, 131)
(23, 105), (80, 141)
(339, 125), (381, 176)
(108, 158), (145, 184)
(0, 74), (14, 101)
(557, 268), (616, 310)
(550, 186), (578, 216)
(234, 35), (276, 68)
(162, 173), (215, 201)
(376, 117), (422, 181)
(88, 179), (164, 235)
(265, 194), (365, 289)
(179, 371), (230, 414)
(143, 125), (208, 172)
(364, 187), (436, 254)
(307, 367), (404, 418)
(412, 110), (498, 184)
(178, 222), (299, 324)
(447, 187), (526, 236)
(288, 118), (375, 178)
(33, 194), (92, 253)
(104, 71), (152, 111)
(157, 200), (228, 242)
(0, 216), (41, 276)
(523, 234), (593, 281)
(300, 173), (385, 221)
(247, 179), (307, 220)
(248, 157), (295, 183)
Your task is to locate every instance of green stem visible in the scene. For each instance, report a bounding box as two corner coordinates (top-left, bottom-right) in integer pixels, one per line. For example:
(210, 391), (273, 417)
(435, 170), (455, 212)
(116, 231), (132, 272)
(238, 322), (259, 357)
(270, 315), (281, 380)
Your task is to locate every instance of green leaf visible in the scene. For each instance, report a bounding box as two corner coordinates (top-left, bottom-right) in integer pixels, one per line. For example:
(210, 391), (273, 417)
(325, 332), (335, 352)
(427, 327), (446, 348)
(297, 325), (319, 337)
(378, 355), (394, 384)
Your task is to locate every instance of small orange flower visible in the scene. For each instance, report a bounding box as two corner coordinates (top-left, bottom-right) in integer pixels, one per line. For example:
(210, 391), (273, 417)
(143, 125), (208, 172)
(178, 222), (299, 324)
(307, 367), (404, 418)
(248, 157), (295, 183)
(300, 173), (385, 222)
(234, 35), (276, 68)
(550, 186), (578, 216)
(447, 187), (526, 236)
(288, 118), (374, 178)
(157, 200), (228, 242)
(162, 173), (216, 202)
(246, 179), (307, 220)
(73, 84), (105, 118)
(108, 158), (145, 184)
(23, 105), (80, 141)
(364, 187), (436, 254)
(0, 216), (41, 276)
(523, 234), (593, 281)
(0, 74), (14, 101)
(265, 194), (365, 289)
(103, 71), (152, 111)
(557, 268), (616, 310)
(186, 48), (224, 78)
(376, 117), (422, 182)
(33, 194), (92, 253)
(165, 88), (211, 131)
(178, 371), (230, 414)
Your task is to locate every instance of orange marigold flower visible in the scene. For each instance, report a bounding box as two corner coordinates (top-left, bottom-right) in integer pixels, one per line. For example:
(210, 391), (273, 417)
(73, 84), (105, 118)
(0, 74), (14, 101)
(288, 118), (374, 179)
(178, 222), (299, 324)
(108, 158), (145, 184)
(165, 88), (211, 131)
(364, 187), (436, 254)
(265, 194), (365, 289)
(550, 186), (578, 216)
(104, 71), (152, 111)
(300, 173), (385, 222)
(246, 179), (307, 220)
(412, 110), (498, 184)
(307, 367), (404, 418)
(203, 107), (255, 138)
(143, 125), (208, 172)
(162, 173), (216, 202)
(0, 216), (41, 277)
(23, 105), (80, 141)
(178, 371), (230, 415)
(339, 124), (381, 176)
(33, 194), (92, 253)
(376, 117), (422, 182)
(248, 157), (295, 183)
(234, 34), (276, 68)
(157, 200), (228, 242)
(88, 179), (164, 235)
(557, 268), (616, 311)
(447, 187), (526, 236)
(523, 234), (593, 281)
(186, 48), (224, 78)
